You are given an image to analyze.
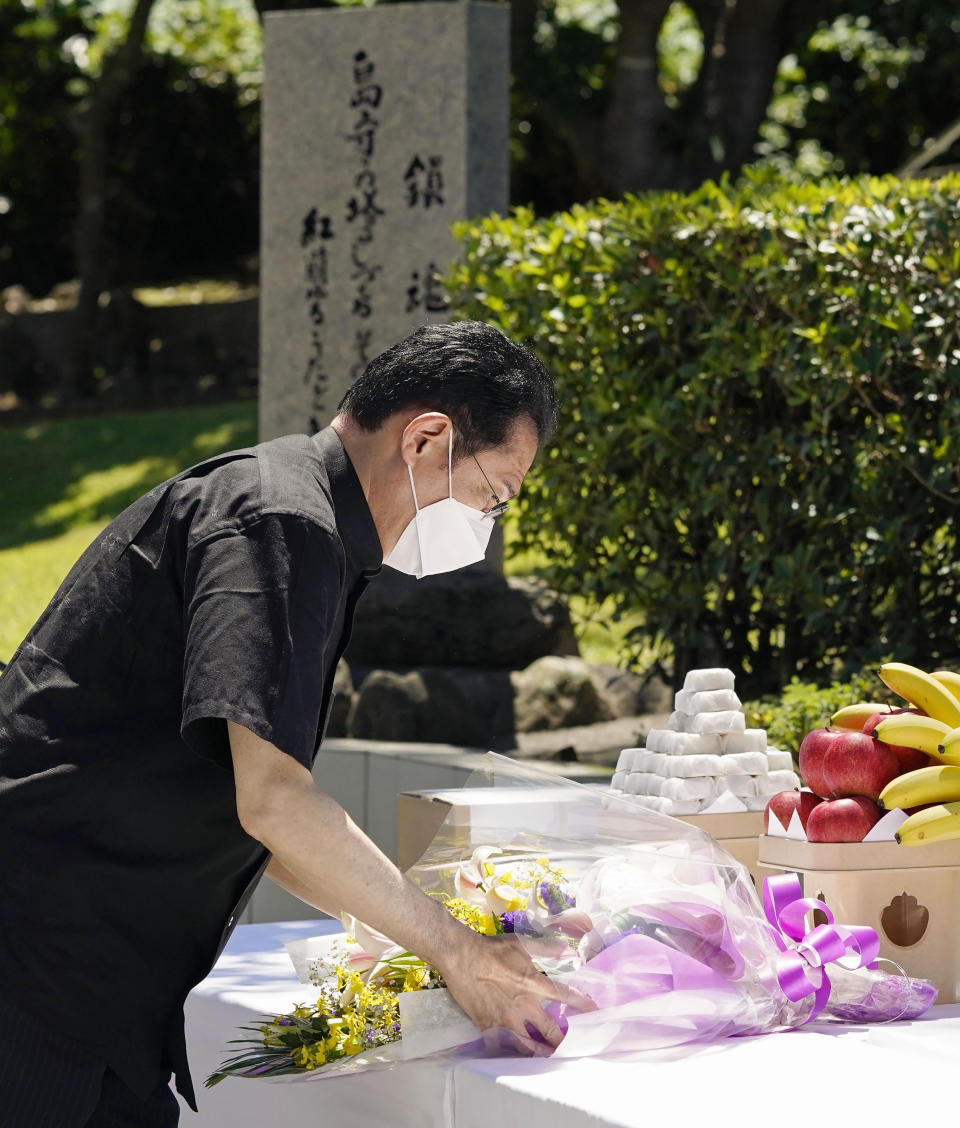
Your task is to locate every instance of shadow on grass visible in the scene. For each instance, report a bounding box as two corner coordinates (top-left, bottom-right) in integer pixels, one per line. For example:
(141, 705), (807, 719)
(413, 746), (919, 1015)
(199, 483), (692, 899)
(0, 402), (258, 551)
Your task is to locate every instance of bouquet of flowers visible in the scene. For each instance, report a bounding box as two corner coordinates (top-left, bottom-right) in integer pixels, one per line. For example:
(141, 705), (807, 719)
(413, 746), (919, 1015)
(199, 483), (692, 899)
(207, 755), (936, 1085)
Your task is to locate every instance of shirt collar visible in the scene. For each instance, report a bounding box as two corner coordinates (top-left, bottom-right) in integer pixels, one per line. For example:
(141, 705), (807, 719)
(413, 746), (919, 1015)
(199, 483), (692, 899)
(311, 427), (383, 578)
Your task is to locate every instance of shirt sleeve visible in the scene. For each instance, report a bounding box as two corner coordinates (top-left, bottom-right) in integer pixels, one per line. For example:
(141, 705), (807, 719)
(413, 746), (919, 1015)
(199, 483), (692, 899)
(179, 513), (344, 770)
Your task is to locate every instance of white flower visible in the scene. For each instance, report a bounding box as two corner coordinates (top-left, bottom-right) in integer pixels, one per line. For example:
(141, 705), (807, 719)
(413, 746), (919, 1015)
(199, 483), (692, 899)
(339, 913), (399, 961)
(453, 845), (500, 909)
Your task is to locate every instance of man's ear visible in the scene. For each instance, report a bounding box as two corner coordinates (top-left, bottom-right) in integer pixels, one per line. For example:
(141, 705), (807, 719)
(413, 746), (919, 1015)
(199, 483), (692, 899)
(400, 412), (452, 466)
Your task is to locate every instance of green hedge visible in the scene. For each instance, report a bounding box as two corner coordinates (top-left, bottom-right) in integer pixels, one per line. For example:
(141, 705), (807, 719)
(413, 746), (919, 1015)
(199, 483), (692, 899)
(448, 172), (960, 694)
(742, 667), (887, 757)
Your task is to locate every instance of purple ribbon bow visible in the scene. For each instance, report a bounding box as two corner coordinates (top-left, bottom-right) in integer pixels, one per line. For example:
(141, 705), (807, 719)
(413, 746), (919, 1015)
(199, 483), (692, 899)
(762, 873), (880, 1022)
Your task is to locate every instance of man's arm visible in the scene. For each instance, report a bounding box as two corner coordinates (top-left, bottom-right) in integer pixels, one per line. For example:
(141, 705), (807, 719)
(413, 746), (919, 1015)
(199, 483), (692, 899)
(228, 720), (592, 1052)
(263, 855), (335, 911)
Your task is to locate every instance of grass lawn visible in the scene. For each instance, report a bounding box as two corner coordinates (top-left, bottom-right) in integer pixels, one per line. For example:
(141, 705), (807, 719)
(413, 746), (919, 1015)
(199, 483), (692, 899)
(0, 402), (637, 667)
(0, 403), (259, 662)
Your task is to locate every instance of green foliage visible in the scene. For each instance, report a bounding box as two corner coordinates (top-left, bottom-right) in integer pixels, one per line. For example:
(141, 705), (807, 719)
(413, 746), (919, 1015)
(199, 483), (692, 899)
(743, 667), (889, 756)
(510, 0), (617, 214)
(448, 172), (960, 695)
(657, 2), (703, 108)
(760, 0), (960, 176)
(92, 0), (263, 97)
(0, 0), (260, 293)
(103, 53), (260, 285)
(0, 0), (87, 293)
(7, 0), (960, 293)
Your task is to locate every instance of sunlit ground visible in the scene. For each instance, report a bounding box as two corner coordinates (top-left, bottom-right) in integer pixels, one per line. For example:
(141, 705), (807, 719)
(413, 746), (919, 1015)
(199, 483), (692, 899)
(0, 403), (258, 661)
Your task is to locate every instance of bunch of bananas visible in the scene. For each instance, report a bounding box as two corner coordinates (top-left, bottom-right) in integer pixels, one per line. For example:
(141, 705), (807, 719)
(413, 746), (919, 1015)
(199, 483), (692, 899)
(895, 803), (960, 846)
(835, 663), (960, 845)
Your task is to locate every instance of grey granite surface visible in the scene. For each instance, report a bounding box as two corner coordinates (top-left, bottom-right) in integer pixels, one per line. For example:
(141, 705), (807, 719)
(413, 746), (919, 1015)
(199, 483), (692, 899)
(259, 2), (509, 440)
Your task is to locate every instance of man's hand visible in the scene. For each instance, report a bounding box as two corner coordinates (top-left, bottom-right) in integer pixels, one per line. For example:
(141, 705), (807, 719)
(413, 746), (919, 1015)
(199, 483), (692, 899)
(227, 720), (595, 1055)
(436, 930), (596, 1055)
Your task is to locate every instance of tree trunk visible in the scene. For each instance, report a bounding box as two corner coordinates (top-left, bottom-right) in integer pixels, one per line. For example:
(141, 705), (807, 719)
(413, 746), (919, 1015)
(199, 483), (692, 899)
(597, 0), (676, 194)
(682, 0), (794, 186)
(69, 0), (156, 403)
(585, 0), (832, 196)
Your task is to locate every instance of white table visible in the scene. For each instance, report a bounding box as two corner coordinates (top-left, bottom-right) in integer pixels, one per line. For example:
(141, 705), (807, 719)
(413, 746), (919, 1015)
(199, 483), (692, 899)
(182, 920), (960, 1128)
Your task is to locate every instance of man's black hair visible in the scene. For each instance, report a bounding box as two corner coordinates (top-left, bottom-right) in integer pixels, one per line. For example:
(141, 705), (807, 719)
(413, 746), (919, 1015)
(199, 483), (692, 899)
(336, 320), (557, 457)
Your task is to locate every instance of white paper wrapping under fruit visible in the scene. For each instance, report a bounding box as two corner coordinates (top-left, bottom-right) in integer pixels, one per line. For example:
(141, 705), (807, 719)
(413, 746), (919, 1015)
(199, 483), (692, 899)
(682, 667), (736, 692)
(765, 769), (802, 793)
(766, 804), (908, 843)
(623, 794), (702, 815)
(674, 688), (742, 714)
(627, 776), (716, 802)
(613, 771), (800, 815)
(668, 713), (749, 736)
(721, 751), (768, 775)
(612, 667), (801, 817)
(647, 731), (766, 755)
(724, 731), (768, 754)
(622, 747), (786, 778)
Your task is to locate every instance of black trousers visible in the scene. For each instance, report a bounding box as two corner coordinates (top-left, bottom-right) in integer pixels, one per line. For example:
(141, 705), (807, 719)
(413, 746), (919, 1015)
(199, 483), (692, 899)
(0, 995), (179, 1128)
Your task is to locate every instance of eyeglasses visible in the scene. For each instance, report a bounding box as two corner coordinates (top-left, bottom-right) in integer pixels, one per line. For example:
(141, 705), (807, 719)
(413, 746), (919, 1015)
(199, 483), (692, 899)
(472, 455), (509, 521)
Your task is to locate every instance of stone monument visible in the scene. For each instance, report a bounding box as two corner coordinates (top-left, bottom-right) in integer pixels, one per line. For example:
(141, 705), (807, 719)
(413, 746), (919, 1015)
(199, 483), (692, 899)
(260, 1), (509, 440)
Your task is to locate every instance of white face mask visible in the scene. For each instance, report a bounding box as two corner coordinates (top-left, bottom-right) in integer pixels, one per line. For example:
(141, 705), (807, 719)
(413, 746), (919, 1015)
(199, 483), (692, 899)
(384, 430), (495, 579)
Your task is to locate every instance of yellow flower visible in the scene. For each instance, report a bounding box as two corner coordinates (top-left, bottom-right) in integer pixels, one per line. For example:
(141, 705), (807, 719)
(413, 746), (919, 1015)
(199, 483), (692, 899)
(403, 966), (429, 991)
(486, 885), (526, 915)
(477, 912), (498, 935)
(444, 897), (498, 934)
(293, 1044), (327, 1070)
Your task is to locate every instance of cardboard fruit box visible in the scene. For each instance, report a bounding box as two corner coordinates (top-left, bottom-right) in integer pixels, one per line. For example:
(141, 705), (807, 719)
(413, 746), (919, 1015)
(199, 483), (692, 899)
(397, 788), (765, 888)
(758, 835), (960, 1003)
(396, 785), (609, 872)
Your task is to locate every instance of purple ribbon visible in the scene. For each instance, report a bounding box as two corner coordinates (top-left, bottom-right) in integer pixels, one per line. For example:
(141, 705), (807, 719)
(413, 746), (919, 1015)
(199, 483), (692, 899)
(762, 873), (880, 1023)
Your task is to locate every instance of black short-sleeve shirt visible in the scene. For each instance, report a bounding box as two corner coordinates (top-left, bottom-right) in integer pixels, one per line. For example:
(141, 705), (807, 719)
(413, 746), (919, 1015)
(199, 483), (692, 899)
(0, 427), (381, 1108)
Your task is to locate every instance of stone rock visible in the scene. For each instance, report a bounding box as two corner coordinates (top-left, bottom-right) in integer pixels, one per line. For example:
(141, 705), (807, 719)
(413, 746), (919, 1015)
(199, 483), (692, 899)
(347, 666), (514, 747)
(588, 664), (672, 717)
(347, 670), (429, 743)
(510, 656), (615, 734)
(588, 664), (645, 718)
(325, 659), (355, 738)
(345, 568), (578, 670)
(638, 673), (673, 714)
(342, 654), (672, 749)
(510, 715), (670, 767)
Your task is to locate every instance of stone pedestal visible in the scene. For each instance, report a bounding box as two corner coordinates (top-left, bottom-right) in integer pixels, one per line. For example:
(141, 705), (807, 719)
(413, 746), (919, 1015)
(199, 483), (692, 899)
(260, 1), (509, 440)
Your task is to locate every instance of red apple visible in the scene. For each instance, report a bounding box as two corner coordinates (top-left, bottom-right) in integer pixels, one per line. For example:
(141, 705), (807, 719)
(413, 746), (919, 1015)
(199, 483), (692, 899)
(860, 707), (913, 730)
(861, 710), (932, 773)
(806, 796), (882, 843)
(798, 728), (845, 798)
(764, 790), (822, 833)
(822, 731), (900, 800)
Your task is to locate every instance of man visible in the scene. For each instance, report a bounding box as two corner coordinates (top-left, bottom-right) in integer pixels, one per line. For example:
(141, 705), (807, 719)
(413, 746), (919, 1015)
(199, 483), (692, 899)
(0, 321), (591, 1126)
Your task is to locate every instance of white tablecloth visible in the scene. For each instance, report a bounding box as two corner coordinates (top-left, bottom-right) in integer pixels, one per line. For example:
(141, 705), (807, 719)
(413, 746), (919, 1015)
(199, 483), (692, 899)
(182, 920), (960, 1128)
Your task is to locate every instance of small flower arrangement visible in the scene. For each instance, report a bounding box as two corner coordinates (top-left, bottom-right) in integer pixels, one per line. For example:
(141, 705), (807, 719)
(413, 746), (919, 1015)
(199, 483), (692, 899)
(206, 963), (414, 1083)
(206, 850), (574, 1085)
